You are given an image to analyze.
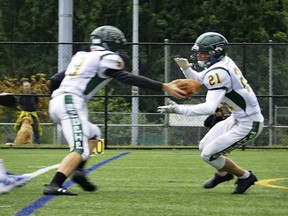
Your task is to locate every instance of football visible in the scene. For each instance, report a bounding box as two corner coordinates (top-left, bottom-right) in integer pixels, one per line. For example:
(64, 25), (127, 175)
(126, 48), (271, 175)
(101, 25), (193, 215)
(175, 79), (202, 97)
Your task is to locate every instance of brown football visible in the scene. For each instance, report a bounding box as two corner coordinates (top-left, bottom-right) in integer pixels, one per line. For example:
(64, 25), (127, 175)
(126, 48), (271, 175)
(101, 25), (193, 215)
(175, 79), (202, 97)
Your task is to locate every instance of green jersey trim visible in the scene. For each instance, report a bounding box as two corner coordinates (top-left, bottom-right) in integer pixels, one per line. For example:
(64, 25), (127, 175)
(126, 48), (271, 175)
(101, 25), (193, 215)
(84, 52), (115, 95)
(64, 95), (84, 154)
(226, 90), (246, 111)
(210, 121), (261, 161)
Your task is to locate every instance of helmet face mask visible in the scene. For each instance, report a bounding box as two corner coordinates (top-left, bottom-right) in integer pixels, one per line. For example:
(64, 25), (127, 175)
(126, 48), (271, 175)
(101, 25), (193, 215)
(191, 32), (228, 68)
(90, 25), (127, 52)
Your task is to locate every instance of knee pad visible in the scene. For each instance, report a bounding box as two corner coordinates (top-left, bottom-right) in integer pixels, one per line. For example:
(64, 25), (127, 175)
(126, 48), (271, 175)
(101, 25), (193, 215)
(81, 151), (90, 160)
(200, 152), (225, 170)
(198, 141), (204, 151)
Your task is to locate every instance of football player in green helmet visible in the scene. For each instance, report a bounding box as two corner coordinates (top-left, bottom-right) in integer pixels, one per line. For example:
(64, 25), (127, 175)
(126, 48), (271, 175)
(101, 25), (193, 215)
(90, 25), (127, 52)
(160, 32), (264, 194)
(45, 25), (187, 196)
(191, 32), (228, 68)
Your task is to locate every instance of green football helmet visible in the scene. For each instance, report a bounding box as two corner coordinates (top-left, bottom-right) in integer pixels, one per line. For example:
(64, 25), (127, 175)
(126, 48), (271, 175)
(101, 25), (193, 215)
(90, 25), (127, 52)
(191, 32), (228, 68)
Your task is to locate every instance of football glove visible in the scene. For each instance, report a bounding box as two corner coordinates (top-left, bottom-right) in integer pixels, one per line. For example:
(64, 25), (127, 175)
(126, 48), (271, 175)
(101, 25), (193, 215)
(174, 58), (193, 70)
(157, 99), (180, 114)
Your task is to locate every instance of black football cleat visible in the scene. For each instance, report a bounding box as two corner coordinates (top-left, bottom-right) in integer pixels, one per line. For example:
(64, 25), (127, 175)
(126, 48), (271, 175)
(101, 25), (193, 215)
(72, 170), (96, 192)
(232, 171), (258, 194)
(203, 173), (234, 189)
(43, 184), (77, 196)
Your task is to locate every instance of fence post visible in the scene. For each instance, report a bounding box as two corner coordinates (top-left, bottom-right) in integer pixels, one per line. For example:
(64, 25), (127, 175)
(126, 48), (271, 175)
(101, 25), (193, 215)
(268, 40), (273, 146)
(57, 0), (73, 144)
(131, 0), (139, 145)
(164, 39), (171, 145)
(104, 86), (109, 147)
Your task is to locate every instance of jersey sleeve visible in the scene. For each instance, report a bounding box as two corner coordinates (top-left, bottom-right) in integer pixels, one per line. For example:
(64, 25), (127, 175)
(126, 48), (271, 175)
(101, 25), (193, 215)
(202, 67), (231, 91)
(98, 54), (125, 78)
(181, 67), (203, 83)
(50, 71), (65, 94)
(177, 89), (226, 116)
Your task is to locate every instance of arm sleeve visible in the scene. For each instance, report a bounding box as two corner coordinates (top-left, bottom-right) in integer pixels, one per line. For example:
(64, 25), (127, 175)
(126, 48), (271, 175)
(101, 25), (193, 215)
(177, 89), (226, 116)
(50, 71), (65, 94)
(105, 69), (163, 90)
(181, 67), (202, 83)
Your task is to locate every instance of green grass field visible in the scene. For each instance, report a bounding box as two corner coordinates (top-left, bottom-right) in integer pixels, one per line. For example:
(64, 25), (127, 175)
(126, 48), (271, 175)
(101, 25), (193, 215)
(0, 148), (287, 216)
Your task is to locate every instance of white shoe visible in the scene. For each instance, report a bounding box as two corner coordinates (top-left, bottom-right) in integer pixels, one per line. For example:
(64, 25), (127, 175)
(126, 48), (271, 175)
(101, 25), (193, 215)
(0, 174), (30, 194)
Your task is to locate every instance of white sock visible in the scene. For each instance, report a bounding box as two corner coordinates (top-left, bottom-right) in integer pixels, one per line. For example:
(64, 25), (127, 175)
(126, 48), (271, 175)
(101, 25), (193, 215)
(238, 171), (250, 179)
(0, 159), (7, 178)
(216, 171), (228, 176)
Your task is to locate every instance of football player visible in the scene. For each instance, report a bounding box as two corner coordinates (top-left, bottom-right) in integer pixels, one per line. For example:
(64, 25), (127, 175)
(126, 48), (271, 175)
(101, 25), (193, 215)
(158, 32), (264, 194)
(44, 25), (187, 195)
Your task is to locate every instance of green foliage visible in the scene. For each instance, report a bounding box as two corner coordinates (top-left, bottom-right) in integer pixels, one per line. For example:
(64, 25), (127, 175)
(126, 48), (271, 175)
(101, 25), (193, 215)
(1, 0), (288, 43)
(88, 88), (131, 113)
(0, 73), (50, 122)
(273, 32), (288, 42)
(0, 0), (288, 87)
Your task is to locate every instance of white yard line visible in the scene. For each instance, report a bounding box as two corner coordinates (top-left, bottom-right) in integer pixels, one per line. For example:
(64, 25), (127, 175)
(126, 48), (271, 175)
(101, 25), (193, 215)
(22, 164), (60, 179)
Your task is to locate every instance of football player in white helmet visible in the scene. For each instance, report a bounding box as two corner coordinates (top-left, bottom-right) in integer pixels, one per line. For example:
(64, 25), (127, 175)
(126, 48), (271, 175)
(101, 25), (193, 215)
(44, 25), (187, 195)
(158, 32), (264, 194)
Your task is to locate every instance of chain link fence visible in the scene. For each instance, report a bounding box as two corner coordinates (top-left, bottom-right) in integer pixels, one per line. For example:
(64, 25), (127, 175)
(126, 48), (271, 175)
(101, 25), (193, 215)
(0, 42), (287, 147)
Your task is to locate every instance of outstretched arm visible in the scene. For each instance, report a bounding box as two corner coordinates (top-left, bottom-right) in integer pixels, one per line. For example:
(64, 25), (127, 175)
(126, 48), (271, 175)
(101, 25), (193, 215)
(106, 69), (187, 99)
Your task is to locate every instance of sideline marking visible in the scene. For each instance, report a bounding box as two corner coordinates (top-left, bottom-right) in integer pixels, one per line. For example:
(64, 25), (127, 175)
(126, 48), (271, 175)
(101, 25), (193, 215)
(16, 152), (130, 216)
(256, 178), (288, 189)
(23, 164), (60, 179)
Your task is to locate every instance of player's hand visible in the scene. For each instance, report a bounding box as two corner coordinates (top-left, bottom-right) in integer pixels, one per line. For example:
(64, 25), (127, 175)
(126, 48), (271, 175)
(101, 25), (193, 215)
(174, 58), (193, 70)
(157, 99), (180, 114)
(162, 81), (187, 99)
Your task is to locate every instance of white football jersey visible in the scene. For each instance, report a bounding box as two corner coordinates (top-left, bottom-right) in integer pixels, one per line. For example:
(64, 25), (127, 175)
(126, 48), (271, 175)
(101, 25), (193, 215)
(52, 50), (125, 101)
(182, 56), (262, 120)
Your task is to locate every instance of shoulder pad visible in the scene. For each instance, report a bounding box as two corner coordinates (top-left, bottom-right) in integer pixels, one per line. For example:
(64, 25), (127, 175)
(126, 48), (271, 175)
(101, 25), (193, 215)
(101, 53), (125, 70)
(203, 67), (230, 90)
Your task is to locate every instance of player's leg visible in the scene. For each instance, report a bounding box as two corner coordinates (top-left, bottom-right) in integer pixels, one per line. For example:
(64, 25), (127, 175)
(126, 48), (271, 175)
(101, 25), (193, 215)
(199, 116), (234, 151)
(201, 120), (263, 193)
(0, 159), (6, 178)
(218, 122), (263, 194)
(72, 124), (101, 191)
(43, 118), (85, 195)
(199, 116), (235, 188)
(44, 95), (90, 195)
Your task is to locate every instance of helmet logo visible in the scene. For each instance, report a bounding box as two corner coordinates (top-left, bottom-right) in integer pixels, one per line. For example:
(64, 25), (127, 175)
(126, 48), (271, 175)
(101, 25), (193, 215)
(215, 47), (222, 52)
(213, 42), (225, 50)
(105, 31), (122, 44)
(191, 44), (199, 51)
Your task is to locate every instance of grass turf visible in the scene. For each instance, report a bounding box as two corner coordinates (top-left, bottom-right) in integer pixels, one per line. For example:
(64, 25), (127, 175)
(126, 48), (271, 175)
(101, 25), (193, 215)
(0, 148), (287, 216)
